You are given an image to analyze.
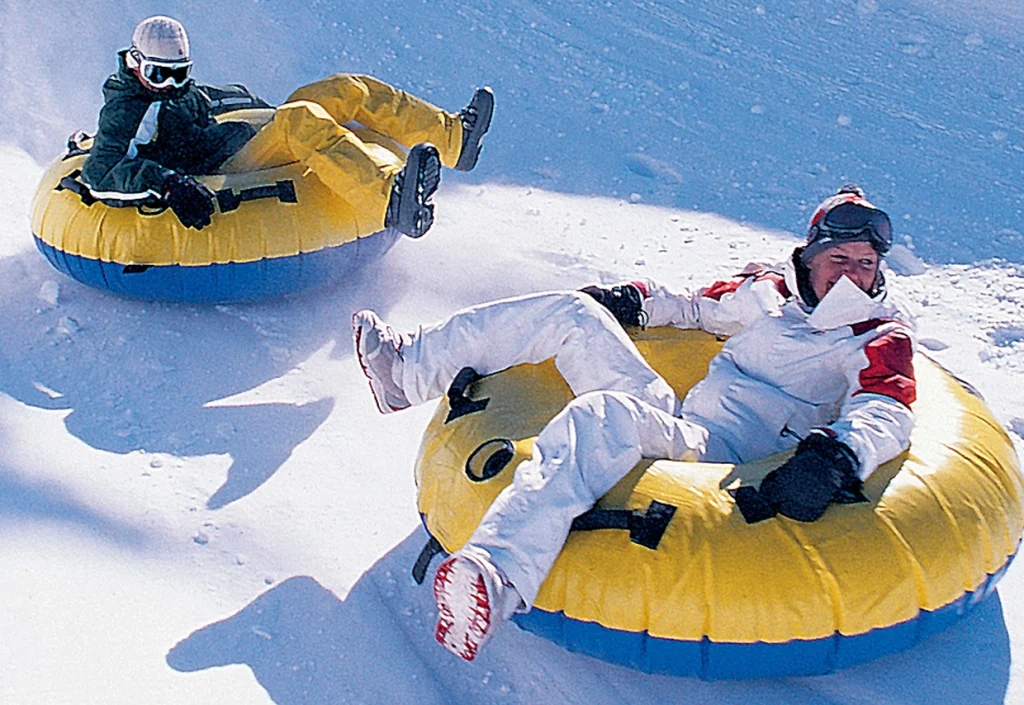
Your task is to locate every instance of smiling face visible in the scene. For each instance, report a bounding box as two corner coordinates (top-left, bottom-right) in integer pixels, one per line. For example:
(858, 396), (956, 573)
(807, 241), (881, 300)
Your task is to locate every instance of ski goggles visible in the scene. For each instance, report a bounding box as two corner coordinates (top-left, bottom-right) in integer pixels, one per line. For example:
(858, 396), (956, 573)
(130, 48), (192, 89)
(809, 202), (893, 254)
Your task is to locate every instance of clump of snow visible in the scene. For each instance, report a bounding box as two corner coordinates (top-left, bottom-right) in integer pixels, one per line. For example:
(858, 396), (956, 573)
(886, 244), (929, 276)
(37, 280), (60, 307)
(1010, 418), (1024, 440)
(624, 153), (683, 183)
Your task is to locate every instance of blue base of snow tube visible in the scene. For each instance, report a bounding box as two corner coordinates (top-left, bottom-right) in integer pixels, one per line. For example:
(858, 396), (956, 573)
(33, 229), (401, 303)
(512, 548), (1016, 680)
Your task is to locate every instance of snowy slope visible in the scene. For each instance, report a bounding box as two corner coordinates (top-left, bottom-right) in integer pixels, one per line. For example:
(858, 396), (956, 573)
(4, 0), (1024, 263)
(1, 1), (1023, 703)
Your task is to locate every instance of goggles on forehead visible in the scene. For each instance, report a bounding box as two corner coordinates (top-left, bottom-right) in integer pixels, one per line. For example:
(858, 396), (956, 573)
(811, 201), (893, 254)
(130, 47), (192, 89)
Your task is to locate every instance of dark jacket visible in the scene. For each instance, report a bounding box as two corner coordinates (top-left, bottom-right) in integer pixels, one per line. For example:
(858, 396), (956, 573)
(82, 51), (261, 198)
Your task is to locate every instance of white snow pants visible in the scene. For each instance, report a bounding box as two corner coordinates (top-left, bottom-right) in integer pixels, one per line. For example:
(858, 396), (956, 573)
(401, 291), (721, 606)
(400, 291), (678, 411)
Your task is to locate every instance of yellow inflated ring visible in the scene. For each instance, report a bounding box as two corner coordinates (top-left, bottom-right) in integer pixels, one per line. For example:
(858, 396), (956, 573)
(30, 109), (406, 302)
(414, 327), (1023, 679)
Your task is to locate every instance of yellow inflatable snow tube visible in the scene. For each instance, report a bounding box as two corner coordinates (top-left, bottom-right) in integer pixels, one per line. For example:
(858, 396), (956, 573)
(414, 327), (1023, 679)
(30, 109), (407, 303)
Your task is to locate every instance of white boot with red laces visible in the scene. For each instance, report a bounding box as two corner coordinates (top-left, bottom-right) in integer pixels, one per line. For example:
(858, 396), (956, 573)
(433, 548), (523, 661)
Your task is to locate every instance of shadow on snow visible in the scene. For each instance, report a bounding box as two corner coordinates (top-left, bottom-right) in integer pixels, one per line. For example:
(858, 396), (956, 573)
(0, 244), (413, 513)
(166, 527), (1012, 705)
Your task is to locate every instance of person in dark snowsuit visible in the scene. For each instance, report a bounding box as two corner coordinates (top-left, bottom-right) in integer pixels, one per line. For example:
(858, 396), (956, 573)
(83, 15), (494, 237)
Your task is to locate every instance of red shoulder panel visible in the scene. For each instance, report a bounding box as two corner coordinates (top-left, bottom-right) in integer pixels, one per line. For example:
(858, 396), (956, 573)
(854, 329), (916, 408)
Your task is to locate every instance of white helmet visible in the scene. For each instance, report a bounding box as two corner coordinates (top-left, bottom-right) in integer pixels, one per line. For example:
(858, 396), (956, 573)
(127, 16), (192, 90)
(131, 15), (190, 61)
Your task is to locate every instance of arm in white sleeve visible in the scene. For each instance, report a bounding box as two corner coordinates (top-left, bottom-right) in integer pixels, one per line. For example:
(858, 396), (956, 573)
(635, 264), (789, 337)
(829, 323), (917, 480)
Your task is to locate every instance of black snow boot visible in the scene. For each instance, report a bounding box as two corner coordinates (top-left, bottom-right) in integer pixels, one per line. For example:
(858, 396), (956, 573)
(453, 87), (494, 172)
(385, 143), (442, 238)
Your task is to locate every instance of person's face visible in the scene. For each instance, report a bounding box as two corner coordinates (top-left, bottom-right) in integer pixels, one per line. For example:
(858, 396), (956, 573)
(807, 241), (880, 300)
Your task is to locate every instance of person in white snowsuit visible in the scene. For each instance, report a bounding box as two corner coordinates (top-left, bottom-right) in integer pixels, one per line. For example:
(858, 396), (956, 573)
(352, 185), (916, 662)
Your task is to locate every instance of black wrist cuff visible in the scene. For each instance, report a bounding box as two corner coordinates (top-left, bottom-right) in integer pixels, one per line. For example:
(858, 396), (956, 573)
(799, 431), (859, 478)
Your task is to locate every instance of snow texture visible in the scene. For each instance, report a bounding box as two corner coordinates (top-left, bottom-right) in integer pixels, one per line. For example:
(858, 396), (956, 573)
(1, 1), (1023, 703)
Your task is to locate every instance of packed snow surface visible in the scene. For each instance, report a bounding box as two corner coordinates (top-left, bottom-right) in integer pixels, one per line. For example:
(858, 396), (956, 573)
(1, 1), (1023, 703)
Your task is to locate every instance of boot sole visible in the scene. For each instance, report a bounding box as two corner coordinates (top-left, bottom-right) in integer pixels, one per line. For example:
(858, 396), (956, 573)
(395, 144), (441, 239)
(454, 87), (494, 172)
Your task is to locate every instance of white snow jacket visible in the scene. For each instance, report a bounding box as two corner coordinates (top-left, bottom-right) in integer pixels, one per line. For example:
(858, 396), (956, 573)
(635, 257), (916, 480)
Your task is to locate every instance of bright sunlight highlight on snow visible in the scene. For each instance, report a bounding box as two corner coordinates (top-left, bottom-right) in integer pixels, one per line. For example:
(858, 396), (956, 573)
(1, 1), (1022, 703)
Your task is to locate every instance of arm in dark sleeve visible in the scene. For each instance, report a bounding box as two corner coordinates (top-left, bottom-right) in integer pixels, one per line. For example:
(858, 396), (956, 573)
(81, 96), (173, 198)
(190, 121), (256, 173)
(154, 91), (256, 174)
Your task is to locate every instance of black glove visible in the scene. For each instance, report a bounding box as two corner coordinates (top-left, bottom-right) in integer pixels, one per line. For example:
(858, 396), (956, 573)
(580, 284), (647, 328)
(730, 485), (777, 524)
(163, 173), (216, 230)
(733, 432), (864, 524)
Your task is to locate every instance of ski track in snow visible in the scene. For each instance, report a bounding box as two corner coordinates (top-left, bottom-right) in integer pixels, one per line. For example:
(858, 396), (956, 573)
(1, 1), (1023, 703)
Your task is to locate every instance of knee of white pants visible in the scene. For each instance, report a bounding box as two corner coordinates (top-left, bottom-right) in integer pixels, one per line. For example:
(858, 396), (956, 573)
(534, 391), (645, 500)
(516, 291), (621, 338)
(509, 290), (617, 340)
(557, 391), (710, 466)
(400, 290), (625, 405)
(562, 290), (622, 331)
(564, 390), (643, 431)
(550, 294), (677, 411)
